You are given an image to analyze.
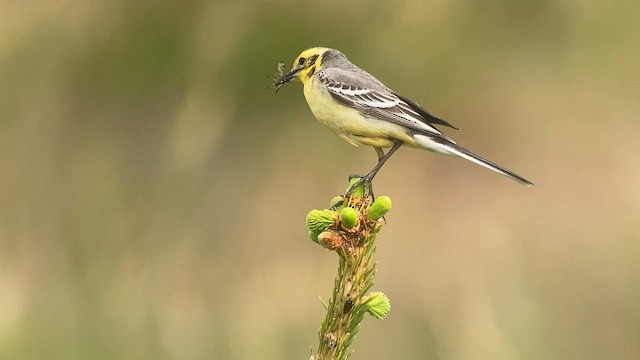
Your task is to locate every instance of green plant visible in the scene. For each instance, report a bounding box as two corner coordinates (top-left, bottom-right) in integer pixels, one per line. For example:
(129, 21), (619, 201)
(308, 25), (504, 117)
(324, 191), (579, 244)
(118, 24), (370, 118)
(306, 179), (392, 359)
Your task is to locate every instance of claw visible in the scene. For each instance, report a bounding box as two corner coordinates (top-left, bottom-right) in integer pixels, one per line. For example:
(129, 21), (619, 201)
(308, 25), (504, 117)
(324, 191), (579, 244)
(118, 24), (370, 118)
(345, 175), (375, 201)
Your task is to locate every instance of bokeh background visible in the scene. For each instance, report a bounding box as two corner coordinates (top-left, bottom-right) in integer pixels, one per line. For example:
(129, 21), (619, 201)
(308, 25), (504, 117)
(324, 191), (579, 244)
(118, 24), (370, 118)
(1, 0), (639, 359)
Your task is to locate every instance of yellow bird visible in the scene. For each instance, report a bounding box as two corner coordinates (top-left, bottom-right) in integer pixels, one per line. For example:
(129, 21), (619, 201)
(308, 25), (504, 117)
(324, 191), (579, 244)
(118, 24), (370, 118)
(274, 47), (533, 191)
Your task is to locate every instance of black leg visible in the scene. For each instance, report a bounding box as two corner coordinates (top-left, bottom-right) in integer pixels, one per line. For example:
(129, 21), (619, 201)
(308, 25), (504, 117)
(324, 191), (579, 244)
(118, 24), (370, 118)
(374, 147), (385, 161)
(346, 141), (402, 199)
(364, 142), (402, 181)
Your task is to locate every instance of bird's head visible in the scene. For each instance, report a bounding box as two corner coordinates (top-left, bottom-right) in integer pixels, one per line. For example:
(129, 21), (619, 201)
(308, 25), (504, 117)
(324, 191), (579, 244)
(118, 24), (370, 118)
(274, 47), (345, 87)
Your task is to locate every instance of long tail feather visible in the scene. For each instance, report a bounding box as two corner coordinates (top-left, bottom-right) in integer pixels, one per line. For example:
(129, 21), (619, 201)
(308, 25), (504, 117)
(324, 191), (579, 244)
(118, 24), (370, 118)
(413, 134), (533, 186)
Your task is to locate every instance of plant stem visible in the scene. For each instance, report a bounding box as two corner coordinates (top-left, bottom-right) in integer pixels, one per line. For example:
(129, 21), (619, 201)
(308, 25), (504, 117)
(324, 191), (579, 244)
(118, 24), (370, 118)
(309, 182), (391, 360)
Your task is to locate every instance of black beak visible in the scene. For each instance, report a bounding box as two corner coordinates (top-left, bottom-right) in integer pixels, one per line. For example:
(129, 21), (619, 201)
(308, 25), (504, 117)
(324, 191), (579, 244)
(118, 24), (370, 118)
(273, 67), (301, 86)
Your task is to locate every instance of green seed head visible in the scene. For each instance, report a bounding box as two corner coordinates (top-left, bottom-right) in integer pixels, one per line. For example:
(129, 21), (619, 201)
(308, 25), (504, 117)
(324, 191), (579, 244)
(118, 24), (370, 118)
(345, 177), (368, 198)
(368, 196), (392, 221)
(340, 207), (358, 229)
(309, 229), (323, 244)
(365, 292), (391, 319)
(329, 195), (344, 210)
(306, 209), (337, 233)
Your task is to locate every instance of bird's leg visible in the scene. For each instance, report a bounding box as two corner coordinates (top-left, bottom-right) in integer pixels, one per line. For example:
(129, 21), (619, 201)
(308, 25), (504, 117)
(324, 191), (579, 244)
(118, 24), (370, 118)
(347, 147), (385, 199)
(375, 147), (385, 161)
(346, 142), (402, 200)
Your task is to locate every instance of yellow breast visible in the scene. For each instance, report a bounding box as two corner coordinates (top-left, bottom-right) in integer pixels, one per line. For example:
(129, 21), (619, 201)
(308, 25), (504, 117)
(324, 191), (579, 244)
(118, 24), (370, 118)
(302, 76), (415, 148)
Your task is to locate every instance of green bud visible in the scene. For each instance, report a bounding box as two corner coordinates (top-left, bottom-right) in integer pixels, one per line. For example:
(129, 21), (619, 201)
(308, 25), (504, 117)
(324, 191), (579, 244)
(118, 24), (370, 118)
(365, 292), (391, 319)
(346, 177), (368, 198)
(347, 176), (361, 188)
(340, 207), (358, 229)
(309, 229), (323, 244)
(329, 195), (344, 210)
(368, 196), (392, 221)
(306, 209), (337, 233)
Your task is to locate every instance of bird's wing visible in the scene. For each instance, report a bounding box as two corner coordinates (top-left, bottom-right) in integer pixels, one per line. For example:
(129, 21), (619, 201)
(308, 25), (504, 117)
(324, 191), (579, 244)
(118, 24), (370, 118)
(318, 69), (458, 137)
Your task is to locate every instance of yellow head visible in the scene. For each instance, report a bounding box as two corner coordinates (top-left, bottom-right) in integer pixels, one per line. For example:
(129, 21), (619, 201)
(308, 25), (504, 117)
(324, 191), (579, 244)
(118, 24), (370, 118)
(291, 47), (329, 83)
(273, 47), (333, 87)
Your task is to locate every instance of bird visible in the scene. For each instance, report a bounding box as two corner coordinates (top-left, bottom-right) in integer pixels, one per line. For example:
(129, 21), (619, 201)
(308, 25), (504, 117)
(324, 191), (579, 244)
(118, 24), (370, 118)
(273, 47), (533, 194)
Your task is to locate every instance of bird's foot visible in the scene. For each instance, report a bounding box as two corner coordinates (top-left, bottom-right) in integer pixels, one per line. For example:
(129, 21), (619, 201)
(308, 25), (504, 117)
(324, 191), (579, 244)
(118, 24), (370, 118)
(345, 174), (375, 202)
(343, 175), (387, 223)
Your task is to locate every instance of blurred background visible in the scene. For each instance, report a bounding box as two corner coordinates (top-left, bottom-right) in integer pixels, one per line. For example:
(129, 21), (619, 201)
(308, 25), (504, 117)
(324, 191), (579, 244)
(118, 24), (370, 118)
(1, 0), (639, 359)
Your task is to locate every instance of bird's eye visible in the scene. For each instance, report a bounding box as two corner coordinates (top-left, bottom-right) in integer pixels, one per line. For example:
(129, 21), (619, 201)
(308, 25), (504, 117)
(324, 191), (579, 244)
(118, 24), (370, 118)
(298, 57), (306, 66)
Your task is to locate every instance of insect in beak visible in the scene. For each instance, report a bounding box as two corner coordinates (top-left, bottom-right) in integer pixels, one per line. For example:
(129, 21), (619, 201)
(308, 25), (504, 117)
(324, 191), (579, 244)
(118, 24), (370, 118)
(273, 63), (302, 92)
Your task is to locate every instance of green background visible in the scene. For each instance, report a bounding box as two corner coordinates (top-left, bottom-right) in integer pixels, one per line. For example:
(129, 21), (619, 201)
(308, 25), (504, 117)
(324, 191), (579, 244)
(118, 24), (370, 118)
(1, 0), (639, 359)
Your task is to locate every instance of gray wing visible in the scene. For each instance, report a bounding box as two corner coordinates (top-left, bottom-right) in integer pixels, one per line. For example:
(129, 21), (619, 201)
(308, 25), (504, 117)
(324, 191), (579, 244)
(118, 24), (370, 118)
(317, 69), (458, 138)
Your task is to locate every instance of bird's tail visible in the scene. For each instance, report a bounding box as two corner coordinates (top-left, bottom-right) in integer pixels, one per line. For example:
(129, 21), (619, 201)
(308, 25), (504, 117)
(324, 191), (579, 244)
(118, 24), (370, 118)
(413, 134), (533, 186)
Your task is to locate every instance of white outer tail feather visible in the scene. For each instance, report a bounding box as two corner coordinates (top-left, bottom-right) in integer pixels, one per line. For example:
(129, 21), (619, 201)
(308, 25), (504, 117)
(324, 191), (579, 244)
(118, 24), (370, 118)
(413, 134), (533, 186)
